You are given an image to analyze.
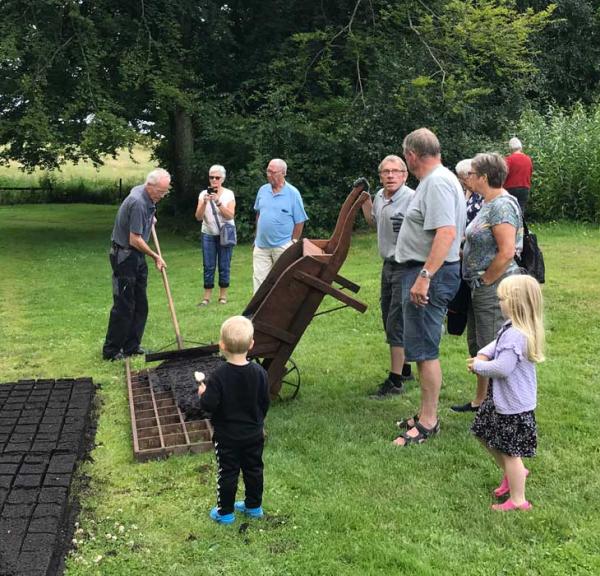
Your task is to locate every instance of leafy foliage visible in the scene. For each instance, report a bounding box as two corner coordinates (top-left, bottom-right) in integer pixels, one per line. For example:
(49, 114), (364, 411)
(1, 0), (582, 230)
(512, 103), (600, 222)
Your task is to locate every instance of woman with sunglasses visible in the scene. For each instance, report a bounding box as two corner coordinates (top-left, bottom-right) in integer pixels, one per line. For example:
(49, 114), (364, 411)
(454, 153), (523, 412)
(194, 164), (236, 306)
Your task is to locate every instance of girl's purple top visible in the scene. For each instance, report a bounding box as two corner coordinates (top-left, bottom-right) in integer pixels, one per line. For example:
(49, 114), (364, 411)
(473, 321), (537, 415)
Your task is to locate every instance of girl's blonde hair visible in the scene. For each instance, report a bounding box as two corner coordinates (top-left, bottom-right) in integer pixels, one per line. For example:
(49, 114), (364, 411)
(497, 275), (545, 363)
(220, 315), (254, 354)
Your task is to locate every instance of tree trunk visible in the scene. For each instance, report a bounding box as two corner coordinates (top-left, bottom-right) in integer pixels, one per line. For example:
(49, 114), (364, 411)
(172, 105), (195, 209)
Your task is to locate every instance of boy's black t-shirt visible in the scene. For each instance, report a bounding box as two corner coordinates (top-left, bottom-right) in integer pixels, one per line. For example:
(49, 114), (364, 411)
(199, 361), (270, 444)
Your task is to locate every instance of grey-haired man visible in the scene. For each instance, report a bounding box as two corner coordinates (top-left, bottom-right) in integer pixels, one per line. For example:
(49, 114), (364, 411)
(361, 155), (415, 398)
(102, 168), (170, 361)
(393, 129), (466, 446)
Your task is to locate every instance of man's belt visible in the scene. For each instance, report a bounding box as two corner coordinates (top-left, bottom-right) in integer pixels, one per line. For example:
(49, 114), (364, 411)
(395, 260), (458, 269)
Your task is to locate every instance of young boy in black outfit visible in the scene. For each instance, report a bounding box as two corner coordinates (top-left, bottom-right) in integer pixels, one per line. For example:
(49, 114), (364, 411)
(197, 315), (270, 525)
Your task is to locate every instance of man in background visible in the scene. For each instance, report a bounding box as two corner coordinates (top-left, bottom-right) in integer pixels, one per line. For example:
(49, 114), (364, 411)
(505, 137), (533, 213)
(252, 158), (308, 292)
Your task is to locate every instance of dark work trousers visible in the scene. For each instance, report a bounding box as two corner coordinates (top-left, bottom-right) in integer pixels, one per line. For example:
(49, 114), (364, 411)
(214, 437), (264, 515)
(102, 247), (149, 358)
(506, 187), (529, 214)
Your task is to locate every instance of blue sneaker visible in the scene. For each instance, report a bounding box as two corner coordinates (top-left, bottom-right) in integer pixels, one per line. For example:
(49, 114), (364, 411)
(209, 506), (235, 525)
(234, 501), (264, 518)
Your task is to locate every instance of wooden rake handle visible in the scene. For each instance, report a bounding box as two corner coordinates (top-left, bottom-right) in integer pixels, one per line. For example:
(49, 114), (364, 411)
(151, 225), (184, 350)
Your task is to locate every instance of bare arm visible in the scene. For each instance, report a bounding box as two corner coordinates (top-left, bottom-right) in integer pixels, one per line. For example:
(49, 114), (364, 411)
(194, 195), (207, 221)
(361, 195), (375, 228)
(216, 199), (235, 221)
(292, 221), (304, 241)
(480, 223), (516, 285)
(410, 225), (456, 305)
(129, 232), (166, 271)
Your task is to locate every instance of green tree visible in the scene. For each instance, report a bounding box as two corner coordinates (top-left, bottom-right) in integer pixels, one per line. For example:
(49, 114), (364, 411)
(523, 0), (600, 106)
(0, 0), (556, 231)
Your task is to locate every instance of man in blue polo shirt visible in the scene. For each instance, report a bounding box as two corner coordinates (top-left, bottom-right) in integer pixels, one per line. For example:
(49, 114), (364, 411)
(253, 158), (308, 292)
(102, 168), (170, 361)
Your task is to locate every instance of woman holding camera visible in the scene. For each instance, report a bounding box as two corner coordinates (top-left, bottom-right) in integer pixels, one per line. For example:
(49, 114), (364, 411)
(194, 164), (236, 306)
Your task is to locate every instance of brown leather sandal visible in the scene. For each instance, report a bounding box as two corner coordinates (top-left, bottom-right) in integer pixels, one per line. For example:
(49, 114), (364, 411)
(393, 420), (440, 447)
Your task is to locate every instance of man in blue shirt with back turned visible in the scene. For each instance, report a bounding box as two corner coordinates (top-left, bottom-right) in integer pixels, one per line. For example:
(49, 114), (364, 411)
(252, 158), (308, 292)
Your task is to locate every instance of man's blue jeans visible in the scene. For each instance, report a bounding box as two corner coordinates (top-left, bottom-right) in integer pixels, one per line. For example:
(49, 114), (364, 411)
(201, 233), (233, 289)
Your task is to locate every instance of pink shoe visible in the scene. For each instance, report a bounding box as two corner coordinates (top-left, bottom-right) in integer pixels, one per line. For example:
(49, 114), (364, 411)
(493, 468), (530, 498)
(492, 499), (532, 511)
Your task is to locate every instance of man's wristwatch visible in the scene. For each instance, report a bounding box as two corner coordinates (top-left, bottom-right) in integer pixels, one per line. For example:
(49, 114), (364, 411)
(419, 268), (433, 280)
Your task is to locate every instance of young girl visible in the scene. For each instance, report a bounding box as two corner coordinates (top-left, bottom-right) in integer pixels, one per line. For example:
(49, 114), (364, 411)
(468, 274), (545, 511)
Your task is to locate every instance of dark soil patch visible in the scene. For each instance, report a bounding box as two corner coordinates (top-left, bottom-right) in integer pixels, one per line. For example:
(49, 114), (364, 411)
(150, 355), (225, 420)
(0, 378), (96, 576)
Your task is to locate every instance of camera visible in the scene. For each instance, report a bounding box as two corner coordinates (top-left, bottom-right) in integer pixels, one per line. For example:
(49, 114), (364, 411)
(206, 186), (215, 195)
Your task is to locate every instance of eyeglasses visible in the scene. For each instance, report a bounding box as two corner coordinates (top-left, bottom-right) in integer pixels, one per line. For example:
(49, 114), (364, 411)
(380, 169), (407, 176)
(466, 171), (479, 177)
(151, 184), (170, 195)
(266, 169), (282, 175)
(209, 175), (223, 180)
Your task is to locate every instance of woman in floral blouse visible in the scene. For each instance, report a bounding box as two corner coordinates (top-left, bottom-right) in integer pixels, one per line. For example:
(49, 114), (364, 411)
(452, 153), (523, 413)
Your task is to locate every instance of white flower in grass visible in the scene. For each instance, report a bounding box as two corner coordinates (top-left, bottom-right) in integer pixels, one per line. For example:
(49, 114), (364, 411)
(94, 555), (103, 564)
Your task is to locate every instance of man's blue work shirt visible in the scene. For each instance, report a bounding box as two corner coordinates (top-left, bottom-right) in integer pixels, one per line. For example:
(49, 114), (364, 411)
(254, 182), (308, 248)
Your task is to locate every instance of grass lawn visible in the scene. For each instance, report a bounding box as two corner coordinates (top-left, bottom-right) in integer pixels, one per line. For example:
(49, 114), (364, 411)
(1, 204), (599, 575)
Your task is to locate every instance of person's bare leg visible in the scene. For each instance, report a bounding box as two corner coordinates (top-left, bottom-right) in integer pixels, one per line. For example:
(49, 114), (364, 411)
(202, 288), (212, 302)
(503, 454), (528, 505)
(478, 438), (505, 471)
(219, 287), (228, 301)
(390, 346), (405, 375)
(393, 359), (440, 445)
(414, 359), (441, 429)
(473, 374), (489, 407)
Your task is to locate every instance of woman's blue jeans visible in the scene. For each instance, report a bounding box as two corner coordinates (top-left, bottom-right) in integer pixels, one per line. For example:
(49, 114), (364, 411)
(201, 233), (233, 289)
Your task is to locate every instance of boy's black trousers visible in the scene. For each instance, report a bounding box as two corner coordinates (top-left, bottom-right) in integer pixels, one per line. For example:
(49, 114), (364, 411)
(214, 437), (264, 515)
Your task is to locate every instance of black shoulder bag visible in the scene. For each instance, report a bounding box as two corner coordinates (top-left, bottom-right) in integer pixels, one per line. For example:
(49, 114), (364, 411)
(516, 219), (545, 284)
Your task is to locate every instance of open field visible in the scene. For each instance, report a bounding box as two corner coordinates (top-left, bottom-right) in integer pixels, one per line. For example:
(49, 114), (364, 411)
(0, 147), (156, 204)
(1, 204), (599, 575)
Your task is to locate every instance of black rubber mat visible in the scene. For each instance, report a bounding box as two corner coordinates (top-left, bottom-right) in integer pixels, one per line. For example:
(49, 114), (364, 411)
(0, 378), (95, 576)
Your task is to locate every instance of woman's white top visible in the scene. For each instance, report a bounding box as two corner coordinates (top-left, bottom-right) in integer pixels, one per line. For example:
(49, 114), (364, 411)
(198, 187), (235, 235)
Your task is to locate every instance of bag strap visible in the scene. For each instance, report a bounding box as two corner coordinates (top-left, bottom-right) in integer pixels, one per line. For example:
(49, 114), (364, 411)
(506, 193), (530, 237)
(209, 199), (223, 231)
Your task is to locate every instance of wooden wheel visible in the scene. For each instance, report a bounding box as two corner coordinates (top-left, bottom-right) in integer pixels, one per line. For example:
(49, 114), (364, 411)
(278, 358), (301, 401)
